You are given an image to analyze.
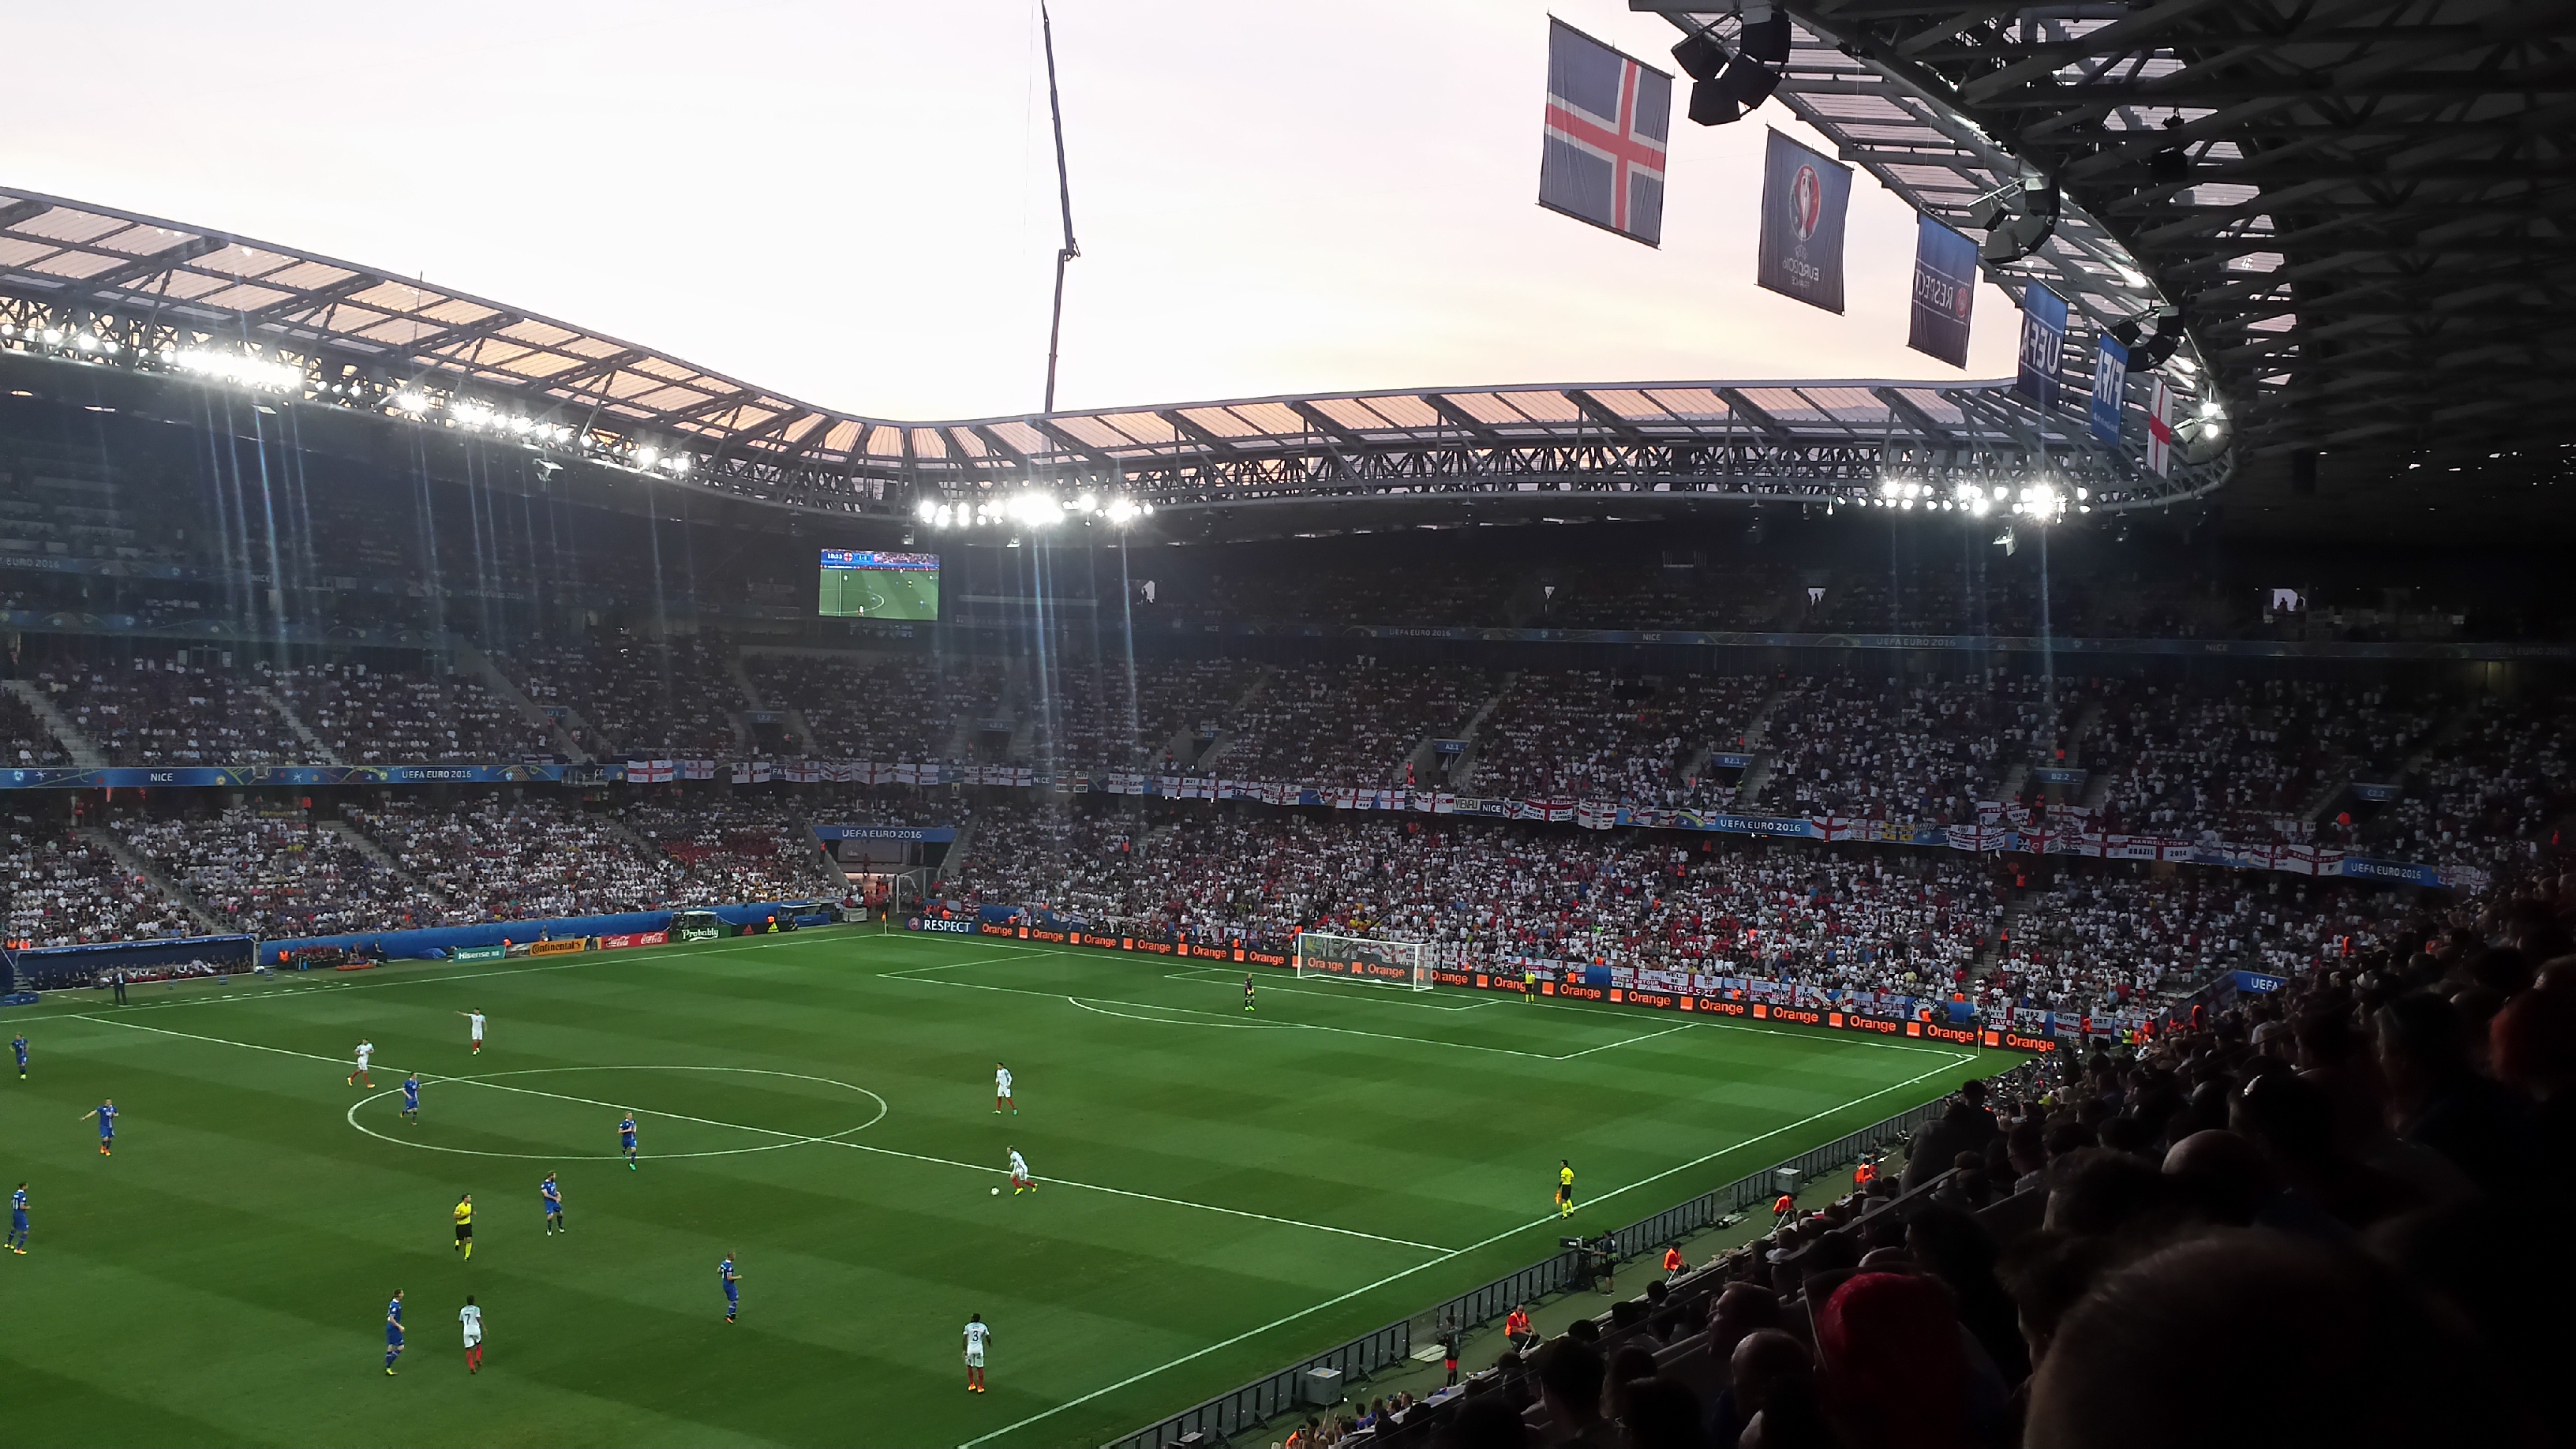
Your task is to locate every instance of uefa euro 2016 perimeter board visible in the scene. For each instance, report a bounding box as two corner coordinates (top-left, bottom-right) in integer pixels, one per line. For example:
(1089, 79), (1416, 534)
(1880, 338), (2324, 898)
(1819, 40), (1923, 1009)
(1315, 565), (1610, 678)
(0, 927), (2016, 1447)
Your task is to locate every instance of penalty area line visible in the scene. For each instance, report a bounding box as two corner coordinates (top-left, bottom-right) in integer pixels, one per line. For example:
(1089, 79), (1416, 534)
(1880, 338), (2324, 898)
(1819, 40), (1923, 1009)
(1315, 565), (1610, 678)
(958, 1045), (1977, 1449)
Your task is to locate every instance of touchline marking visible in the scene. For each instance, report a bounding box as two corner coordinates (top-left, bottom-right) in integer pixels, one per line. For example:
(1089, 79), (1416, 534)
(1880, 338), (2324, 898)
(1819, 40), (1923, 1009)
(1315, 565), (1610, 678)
(82, 1013), (1443, 1255)
(892, 935), (1979, 1061)
(957, 1044), (1978, 1449)
(24, 934), (823, 1020)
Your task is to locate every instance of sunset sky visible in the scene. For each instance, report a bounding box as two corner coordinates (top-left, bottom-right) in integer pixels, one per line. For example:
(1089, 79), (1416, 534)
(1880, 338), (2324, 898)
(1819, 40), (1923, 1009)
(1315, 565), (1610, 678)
(2, 1), (2024, 421)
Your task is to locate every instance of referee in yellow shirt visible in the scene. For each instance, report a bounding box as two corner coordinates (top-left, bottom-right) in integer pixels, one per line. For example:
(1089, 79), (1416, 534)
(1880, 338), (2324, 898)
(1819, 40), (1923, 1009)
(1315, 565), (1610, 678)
(452, 1193), (474, 1260)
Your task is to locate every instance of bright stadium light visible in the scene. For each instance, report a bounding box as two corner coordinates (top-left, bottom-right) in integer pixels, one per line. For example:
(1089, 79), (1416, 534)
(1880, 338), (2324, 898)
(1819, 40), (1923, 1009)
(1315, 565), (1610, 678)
(1104, 497), (1138, 525)
(171, 347), (305, 392)
(393, 390), (429, 414)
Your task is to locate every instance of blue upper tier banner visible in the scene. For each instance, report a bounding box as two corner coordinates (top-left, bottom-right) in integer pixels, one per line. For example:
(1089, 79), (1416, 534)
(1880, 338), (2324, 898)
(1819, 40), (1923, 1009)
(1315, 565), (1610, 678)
(1906, 216), (1977, 367)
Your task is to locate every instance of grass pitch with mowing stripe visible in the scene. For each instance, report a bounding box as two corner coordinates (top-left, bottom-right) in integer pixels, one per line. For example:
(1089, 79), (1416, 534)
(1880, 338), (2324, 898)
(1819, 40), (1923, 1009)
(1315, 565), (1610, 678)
(0, 929), (2019, 1447)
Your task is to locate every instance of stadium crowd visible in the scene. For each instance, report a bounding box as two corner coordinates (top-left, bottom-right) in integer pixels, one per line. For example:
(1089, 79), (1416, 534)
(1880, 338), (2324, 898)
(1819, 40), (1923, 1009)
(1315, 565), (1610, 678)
(275, 662), (555, 764)
(0, 815), (196, 947)
(343, 798), (685, 923)
(1327, 849), (2573, 1449)
(937, 804), (2403, 1021)
(114, 808), (442, 938)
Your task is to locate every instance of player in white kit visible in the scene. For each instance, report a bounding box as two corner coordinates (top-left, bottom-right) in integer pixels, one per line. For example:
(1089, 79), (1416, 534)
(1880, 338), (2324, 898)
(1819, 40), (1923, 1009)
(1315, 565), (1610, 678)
(460, 1294), (485, 1373)
(347, 1039), (376, 1088)
(994, 1062), (1016, 1114)
(962, 1312), (991, 1393)
(458, 1009), (486, 1055)
(1007, 1148), (1035, 1195)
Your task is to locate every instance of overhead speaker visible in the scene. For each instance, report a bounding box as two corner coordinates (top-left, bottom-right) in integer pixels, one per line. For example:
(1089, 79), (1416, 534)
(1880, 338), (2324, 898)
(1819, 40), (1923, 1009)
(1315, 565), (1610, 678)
(1688, 78), (1743, 126)
(1671, 30), (1728, 81)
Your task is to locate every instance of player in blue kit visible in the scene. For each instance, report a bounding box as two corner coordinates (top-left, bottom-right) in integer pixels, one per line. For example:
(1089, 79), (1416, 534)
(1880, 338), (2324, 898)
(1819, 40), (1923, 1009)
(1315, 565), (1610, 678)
(619, 1110), (638, 1170)
(8, 1183), (27, 1253)
(12, 1032), (25, 1079)
(541, 1173), (565, 1234)
(384, 1289), (406, 1375)
(401, 1072), (421, 1124)
(80, 1099), (115, 1156)
(720, 1254), (740, 1323)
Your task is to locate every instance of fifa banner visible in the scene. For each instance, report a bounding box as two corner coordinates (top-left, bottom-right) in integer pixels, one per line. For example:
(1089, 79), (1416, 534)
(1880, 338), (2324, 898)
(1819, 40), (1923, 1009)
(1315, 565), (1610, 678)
(1757, 130), (1853, 313)
(1906, 215), (1978, 367)
(1539, 18), (1672, 247)
(2090, 334), (2129, 445)
(2016, 282), (2069, 410)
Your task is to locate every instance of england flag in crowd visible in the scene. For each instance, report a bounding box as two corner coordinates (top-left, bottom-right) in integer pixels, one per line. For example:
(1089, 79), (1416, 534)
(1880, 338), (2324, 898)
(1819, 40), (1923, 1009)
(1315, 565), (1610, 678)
(1538, 19), (1672, 246)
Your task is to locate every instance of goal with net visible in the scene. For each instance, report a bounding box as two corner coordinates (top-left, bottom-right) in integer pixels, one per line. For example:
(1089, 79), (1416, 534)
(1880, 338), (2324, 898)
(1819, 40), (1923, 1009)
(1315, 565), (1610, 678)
(1293, 932), (1433, 992)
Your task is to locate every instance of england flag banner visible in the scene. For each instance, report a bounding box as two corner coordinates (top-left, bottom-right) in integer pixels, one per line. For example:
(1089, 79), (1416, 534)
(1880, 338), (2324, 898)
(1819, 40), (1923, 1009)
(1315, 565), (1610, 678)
(1539, 19), (1672, 247)
(2146, 377), (2178, 476)
(1906, 215), (1977, 366)
(2016, 282), (2069, 410)
(1757, 130), (1852, 313)
(2090, 334), (2129, 445)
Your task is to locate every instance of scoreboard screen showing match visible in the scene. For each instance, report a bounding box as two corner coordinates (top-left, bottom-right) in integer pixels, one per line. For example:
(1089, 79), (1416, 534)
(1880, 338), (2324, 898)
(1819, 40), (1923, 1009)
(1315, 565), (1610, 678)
(818, 549), (941, 620)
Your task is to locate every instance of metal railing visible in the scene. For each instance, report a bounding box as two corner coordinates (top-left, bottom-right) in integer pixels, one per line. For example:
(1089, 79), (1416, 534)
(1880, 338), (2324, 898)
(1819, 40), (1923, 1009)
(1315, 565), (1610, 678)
(1104, 1089), (1969, 1449)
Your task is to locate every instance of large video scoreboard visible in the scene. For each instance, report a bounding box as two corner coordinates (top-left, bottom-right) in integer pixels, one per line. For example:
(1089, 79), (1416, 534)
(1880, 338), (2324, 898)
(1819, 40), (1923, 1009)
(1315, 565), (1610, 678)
(818, 549), (940, 620)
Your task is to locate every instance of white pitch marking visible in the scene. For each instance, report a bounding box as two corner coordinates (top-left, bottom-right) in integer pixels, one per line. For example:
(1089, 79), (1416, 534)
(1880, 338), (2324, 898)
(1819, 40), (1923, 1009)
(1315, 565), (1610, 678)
(1548, 1021), (1694, 1061)
(957, 1046), (1979, 1448)
(84, 1013), (1443, 1254)
(346, 1065), (889, 1160)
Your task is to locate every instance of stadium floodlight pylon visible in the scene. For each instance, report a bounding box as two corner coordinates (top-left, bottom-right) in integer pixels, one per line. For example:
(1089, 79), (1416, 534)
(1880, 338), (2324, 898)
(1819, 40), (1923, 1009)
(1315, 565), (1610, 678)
(1293, 932), (1433, 992)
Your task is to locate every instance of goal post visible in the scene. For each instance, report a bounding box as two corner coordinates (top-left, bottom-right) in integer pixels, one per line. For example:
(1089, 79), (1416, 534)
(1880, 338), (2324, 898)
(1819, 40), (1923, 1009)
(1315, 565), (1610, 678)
(1293, 932), (1433, 992)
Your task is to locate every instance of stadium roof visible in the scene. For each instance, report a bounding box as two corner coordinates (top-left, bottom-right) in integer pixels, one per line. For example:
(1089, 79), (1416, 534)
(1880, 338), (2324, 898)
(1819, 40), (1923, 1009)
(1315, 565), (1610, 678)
(0, 184), (2214, 523)
(1674, 0), (2573, 470)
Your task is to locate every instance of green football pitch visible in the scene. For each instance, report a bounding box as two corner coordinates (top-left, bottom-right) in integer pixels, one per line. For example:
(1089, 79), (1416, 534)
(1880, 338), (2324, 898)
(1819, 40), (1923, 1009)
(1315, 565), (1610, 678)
(0, 928), (2018, 1447)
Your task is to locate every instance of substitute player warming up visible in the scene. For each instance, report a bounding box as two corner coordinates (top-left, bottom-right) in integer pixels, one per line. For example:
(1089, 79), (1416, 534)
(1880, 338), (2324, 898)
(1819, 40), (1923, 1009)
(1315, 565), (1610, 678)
(1244, 975), (1256, 1013)
(994, 1061), (1016, 1114)
(963, 1312), (992, 1393)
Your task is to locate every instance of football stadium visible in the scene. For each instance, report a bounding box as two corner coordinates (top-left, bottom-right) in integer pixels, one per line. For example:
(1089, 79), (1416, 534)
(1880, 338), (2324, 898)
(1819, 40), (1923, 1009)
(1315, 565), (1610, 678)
(1, 3), (2569, 1447)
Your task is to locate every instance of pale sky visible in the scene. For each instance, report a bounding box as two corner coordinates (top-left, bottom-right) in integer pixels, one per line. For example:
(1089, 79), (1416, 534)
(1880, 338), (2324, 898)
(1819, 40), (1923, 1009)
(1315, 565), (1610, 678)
(2, 1), (2022, 421)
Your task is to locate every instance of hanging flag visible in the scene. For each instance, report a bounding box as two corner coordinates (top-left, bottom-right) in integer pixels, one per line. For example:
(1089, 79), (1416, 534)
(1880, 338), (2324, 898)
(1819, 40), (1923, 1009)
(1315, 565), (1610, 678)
(2090, 334), (2129, 444)
(1539, 18), (1672, 246)
(2146, 377), (2177, 476)
(1756, 130), (1852, 313)
(1906, 216), (1977, 367)
(2016, 283), (2069, 410)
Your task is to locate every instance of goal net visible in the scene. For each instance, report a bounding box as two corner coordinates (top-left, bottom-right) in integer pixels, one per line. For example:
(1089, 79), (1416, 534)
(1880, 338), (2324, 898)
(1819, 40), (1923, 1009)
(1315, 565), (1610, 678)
(1294, 933), (1433, 992)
